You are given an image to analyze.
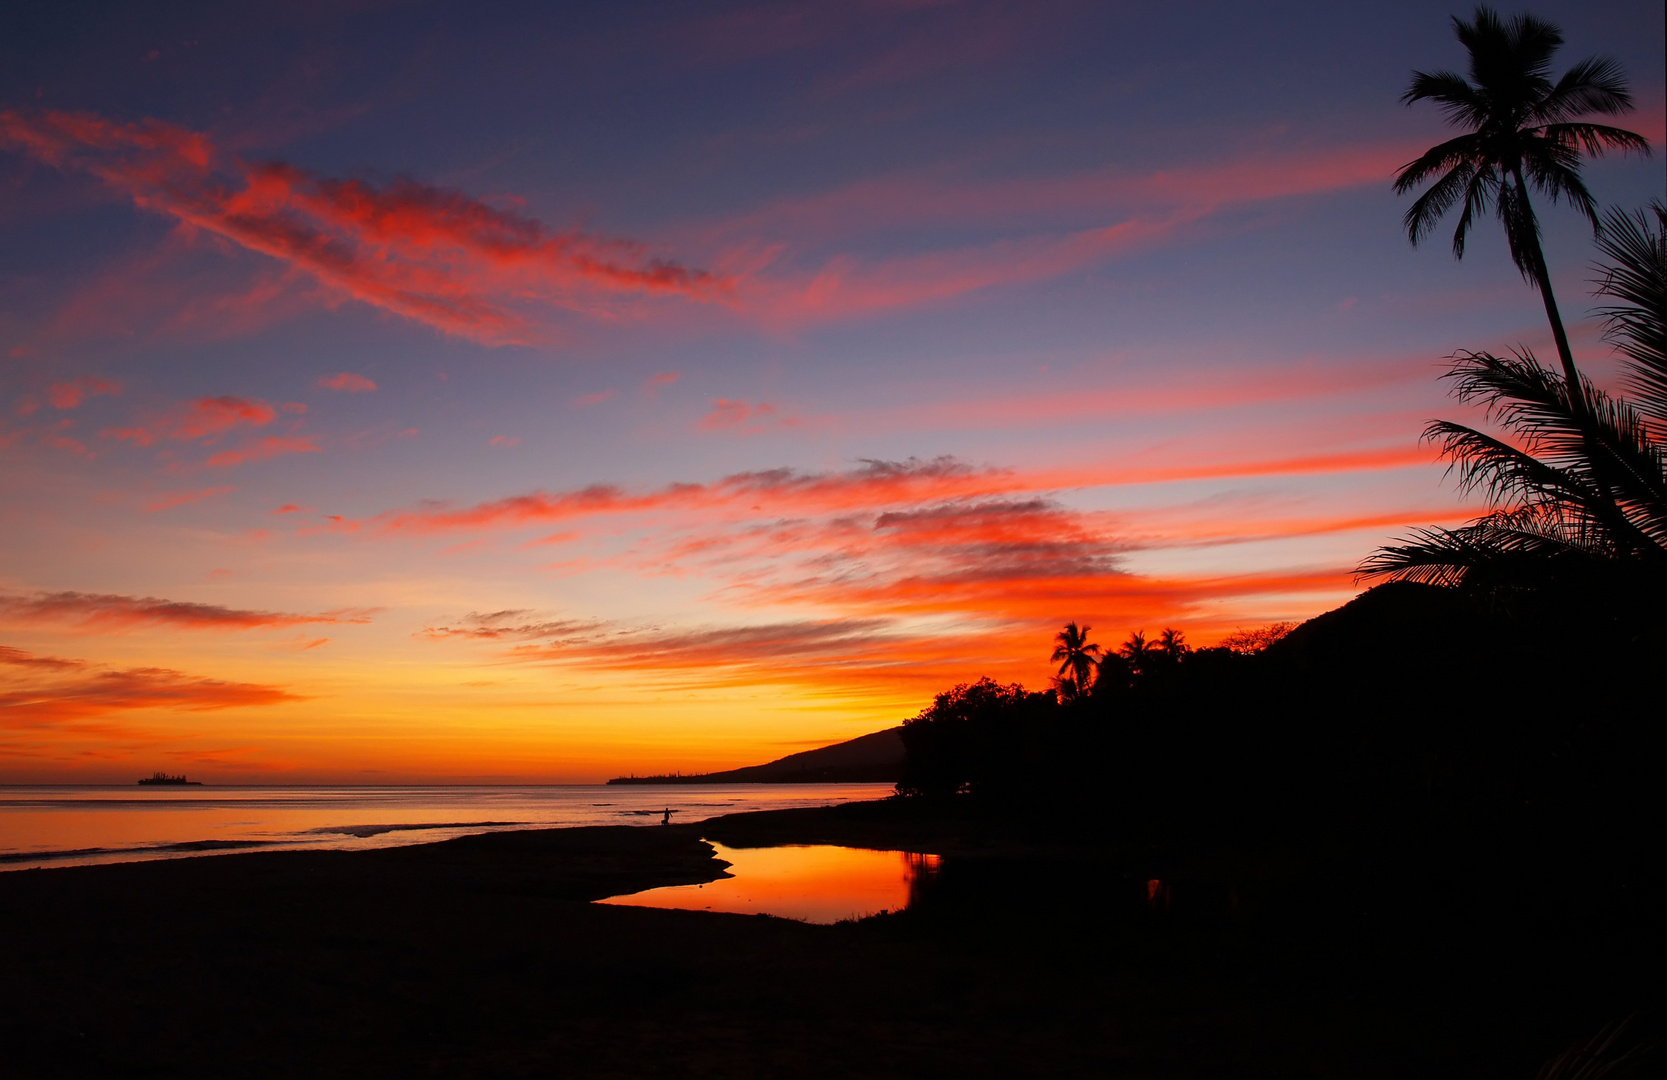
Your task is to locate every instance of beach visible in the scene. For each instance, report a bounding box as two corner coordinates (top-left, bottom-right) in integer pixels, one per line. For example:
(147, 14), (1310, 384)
(1, 798), (1647, 1078)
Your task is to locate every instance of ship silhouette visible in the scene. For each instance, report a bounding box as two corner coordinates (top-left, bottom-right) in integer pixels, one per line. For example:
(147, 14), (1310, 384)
(137, 772), (203, 786)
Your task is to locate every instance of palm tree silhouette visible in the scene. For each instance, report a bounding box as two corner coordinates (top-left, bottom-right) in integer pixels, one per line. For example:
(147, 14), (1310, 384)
(1395, 6), (1649, 413)
(1118, 631), (1155, 676)
(1361, 204), (1667, 587)
(1051, 622), (1101, 697)
(1156, 627), (1188, 660)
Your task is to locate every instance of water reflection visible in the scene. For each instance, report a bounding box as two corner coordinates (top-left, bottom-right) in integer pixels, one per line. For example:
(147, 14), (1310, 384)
(0, 784), (895, 871)
(605, 842), (940, 924)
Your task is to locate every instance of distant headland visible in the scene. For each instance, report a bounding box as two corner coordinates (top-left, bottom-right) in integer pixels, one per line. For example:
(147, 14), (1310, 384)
(608, 727), (903, 785)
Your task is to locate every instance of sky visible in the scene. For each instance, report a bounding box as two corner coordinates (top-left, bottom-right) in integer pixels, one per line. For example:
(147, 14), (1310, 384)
(1, 0), (1662, 783)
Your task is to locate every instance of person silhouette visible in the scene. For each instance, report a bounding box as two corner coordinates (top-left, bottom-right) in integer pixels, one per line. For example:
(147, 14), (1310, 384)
(661, 807), (671, 826)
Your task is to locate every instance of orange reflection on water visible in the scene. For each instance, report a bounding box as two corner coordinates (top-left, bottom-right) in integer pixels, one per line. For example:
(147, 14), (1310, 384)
(605, 842), (939, 924)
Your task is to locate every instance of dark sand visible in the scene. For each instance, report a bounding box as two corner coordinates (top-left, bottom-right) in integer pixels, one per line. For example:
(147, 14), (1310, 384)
(0, 800), (1651, 1078)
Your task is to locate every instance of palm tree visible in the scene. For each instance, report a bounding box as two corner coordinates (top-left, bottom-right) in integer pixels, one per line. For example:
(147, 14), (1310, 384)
(1360, 203), (1667, 589)
(1118, 631), (1155, 675)
(1156, 627), (1188, 660)
(1051, 622), (1101, 696)
(1395, 6), (1649, 413)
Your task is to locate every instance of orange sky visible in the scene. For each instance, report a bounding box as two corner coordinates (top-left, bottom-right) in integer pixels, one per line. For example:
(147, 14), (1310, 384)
(1, 0), (1660, 782)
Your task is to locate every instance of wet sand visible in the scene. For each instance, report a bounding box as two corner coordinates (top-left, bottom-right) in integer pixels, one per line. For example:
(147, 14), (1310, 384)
(0, 800), (1650, 1078)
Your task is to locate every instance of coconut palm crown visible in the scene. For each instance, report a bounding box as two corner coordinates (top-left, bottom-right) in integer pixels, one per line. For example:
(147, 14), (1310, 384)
(1051, 622), (1101, 694)
(1395, 6), (1649, 406)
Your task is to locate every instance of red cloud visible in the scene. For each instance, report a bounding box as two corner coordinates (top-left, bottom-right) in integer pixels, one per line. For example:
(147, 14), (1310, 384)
(0, 644), (300, 728)
(489, 435), (520, 449)
(47, 377), (121, 410)
(205, 435), (320, 468)
(145, 485), (236, 512)
(318, 372), (377, 392)
(0, 109), (727, 345)
(372, 444), (1430, 539)
(381, 456), (996, 534)
(107, 394), (276, 448)
(699, 397), (780, 433)
(0, 590), (374, 632)
(571, 389), (616, 408)
(646, 371), (681, 389)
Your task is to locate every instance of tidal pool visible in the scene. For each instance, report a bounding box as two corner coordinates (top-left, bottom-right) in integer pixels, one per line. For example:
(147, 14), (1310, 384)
(603, 841), (940, 923)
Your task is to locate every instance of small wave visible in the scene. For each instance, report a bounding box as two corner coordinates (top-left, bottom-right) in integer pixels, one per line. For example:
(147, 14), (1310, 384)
(0, 838), (277, 865)
(303, 820), (528, 839)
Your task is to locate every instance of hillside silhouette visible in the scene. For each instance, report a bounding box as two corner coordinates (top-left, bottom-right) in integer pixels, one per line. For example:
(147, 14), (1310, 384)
(608, 726), (904, 785)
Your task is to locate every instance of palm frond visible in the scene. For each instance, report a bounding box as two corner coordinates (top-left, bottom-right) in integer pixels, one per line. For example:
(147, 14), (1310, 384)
(1402, 69), (1488, 124)
(1533, 56), (1636, 120)
(1435, 350), (1667, 552)
(1537, 121), (1652, 159)
(1394, 134), (1481, 194)
(1592, 203), (1667, 432)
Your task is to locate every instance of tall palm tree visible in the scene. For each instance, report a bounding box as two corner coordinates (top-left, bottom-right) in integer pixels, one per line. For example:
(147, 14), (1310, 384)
(1156, 627), (1188, 660)
(1051, 622), (1101, 696)
(1395, 6), (1649, 413)
(1360, 203), (1667, 589)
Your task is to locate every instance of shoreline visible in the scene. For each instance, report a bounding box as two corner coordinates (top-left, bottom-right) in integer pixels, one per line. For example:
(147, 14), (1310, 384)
(1, 798), (1650, 1077)
(0, 782), (898, 874)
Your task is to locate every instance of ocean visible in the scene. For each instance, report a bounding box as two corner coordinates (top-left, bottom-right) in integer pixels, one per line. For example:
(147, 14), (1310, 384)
(0, 783), (896, 872)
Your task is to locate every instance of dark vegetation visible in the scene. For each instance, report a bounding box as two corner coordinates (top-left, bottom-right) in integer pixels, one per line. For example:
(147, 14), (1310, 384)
(889, 8), (1665, 1067)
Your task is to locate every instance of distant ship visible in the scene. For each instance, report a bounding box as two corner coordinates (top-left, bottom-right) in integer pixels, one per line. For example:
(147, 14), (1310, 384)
(137, 773), (203, 786)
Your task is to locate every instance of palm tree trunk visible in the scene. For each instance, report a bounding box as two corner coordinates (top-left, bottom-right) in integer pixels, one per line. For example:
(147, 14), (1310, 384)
(1510, 165), (1589, 417)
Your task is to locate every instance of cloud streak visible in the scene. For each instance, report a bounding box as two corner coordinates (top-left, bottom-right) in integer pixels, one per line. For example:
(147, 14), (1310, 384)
(0, 591), (374, 632)
(698, 135), (1429, 325)
(318, 372), (376, 392)
(0, 644), (300, 729)
(0, 109), (728, 344)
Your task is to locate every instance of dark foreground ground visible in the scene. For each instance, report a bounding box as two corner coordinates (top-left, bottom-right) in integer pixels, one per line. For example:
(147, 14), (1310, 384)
(0, 799), (1657, 1079)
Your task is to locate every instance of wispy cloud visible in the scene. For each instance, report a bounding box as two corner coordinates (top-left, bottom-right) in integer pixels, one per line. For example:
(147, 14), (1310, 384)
(204, 435), (320, 468)
(105, 395), (276, 448)
(145, 485), (237, 513)
(370, 445), (1430, 539)
(318, 372), (377, 392)
(380, 456), (996, 534)
(417, 609), (602, 641)
(0, 109), (729, 345)
(0, 590), (375, 632)
(47, 377), (121, 409)
(0, 644), (300, 728)
(99, 393), (320, 470)
(697, 397), (815, 435)
(694, 135), (1427, 326)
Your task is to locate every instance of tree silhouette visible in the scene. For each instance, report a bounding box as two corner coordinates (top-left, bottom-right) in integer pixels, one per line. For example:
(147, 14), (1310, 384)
(1051, 622), (1101, 698)
(1156, 627), (1189, 660)
(1118, 631), (1155, 675)
(1361, 204), (1667, 589)
(1395, 6), (1648, 412)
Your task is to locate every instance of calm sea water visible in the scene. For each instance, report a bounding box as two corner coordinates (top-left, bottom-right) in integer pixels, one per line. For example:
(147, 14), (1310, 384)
(0, 784), (895, 872)
(606, 842), (939, 923)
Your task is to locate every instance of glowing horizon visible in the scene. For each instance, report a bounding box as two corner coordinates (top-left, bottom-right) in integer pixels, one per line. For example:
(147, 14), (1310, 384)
(2, 1), (1661, 782)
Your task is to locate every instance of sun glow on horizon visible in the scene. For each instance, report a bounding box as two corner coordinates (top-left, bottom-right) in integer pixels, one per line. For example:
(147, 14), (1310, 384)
(1, 0), (1659, 783)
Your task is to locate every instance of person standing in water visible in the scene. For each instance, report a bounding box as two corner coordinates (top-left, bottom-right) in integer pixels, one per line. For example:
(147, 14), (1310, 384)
(661, 807), (672, 825)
